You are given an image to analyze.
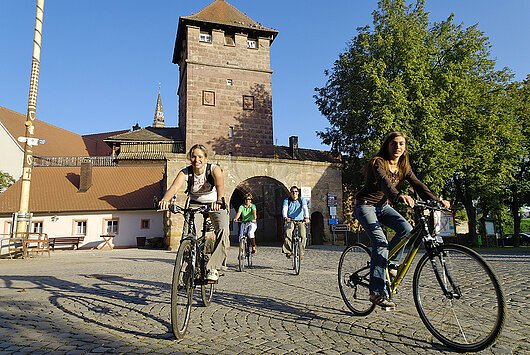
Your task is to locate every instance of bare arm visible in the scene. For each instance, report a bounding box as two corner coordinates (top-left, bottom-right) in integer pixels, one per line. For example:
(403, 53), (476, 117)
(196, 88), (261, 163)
(159, 170), (186, 210)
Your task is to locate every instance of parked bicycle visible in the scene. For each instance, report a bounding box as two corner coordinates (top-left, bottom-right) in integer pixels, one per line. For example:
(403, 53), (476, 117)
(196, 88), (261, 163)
(162, 201), (224, 339)
(234, 220), (253, 271)
(338, 200), (505, 352)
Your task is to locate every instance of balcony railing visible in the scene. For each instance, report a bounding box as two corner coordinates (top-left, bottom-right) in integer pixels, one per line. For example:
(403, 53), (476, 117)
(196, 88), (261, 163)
(34, 156), (116, 167)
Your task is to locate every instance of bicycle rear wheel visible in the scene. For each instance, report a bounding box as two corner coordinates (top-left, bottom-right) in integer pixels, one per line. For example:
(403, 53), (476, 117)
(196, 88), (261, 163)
(413, 244), (505, 352)
(171, 239), (194, 339)
(201, 282), (214, 307)
(338, 243), (375, 316)
(293, 239), (301, 275)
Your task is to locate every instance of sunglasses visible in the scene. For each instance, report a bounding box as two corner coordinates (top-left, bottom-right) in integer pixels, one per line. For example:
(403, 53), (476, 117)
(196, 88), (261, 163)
(245, 198), (252, 200)
(290, 190), (299, 193)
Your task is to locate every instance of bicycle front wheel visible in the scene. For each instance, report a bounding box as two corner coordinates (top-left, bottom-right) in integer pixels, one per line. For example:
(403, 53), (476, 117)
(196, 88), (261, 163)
(246, 237), (253, 268)
(293, 239), (301, 275)
(338, 243), (375, 316)
(238, 239), (245, 272)
(171, 239), (194, 339)
(413, 244), (505, 352)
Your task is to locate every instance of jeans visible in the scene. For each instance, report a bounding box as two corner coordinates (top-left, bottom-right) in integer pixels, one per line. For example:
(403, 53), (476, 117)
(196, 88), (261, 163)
(282, 221), (307, 255)
(354, 204), (412, 297)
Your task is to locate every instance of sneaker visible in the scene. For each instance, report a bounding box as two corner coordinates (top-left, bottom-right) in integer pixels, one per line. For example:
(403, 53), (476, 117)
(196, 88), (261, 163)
(369, 294), (396, 309)
(206, 269), (219, 282)
(252, 246), (256, 254)
(285, 253), (292, 258)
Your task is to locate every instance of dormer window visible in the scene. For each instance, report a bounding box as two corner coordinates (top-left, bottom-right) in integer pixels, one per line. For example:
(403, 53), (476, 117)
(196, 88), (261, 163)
(199, 31), (212, 43)
(247, 38), (258, 49)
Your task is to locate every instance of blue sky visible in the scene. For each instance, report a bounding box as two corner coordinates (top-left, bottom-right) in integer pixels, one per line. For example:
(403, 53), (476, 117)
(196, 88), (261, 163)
(1, 0), (529, 151)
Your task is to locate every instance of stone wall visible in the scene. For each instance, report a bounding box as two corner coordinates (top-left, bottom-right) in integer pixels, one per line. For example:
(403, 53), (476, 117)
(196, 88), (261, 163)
(163, 154), (343, 250)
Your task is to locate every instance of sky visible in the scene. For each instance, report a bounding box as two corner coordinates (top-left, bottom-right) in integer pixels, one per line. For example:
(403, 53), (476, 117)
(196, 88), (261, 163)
(1, 0), (529, 152)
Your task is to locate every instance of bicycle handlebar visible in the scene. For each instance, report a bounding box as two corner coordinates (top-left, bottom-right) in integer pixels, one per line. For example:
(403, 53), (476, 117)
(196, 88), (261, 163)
(414, 200), (452, 213)
(157, 198), (227, 215)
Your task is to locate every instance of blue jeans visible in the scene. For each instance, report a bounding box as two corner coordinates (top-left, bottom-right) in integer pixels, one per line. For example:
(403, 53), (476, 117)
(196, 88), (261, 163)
(354, 204), (412, 297)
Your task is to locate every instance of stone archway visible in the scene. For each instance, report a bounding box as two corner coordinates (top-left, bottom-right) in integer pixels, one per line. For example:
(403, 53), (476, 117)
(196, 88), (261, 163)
(230, 176), (287, 244)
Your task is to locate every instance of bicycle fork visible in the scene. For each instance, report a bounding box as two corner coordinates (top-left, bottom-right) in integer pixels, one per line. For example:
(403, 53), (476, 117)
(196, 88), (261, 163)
(426, 245), (462, 299)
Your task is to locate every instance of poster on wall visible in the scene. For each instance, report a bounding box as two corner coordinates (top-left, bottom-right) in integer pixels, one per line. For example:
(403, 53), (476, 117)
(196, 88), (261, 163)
(433, 210), (455, 237)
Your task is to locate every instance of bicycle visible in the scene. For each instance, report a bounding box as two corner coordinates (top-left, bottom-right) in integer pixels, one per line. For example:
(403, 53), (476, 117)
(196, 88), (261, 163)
(163, 201), (224, 339)
(338, 200), (505, 352)
(234, 220), (253, 271)
(286, 220), (305, 275)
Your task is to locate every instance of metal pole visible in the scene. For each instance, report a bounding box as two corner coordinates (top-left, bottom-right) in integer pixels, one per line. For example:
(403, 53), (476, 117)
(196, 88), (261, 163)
(16, 0), (45, 235)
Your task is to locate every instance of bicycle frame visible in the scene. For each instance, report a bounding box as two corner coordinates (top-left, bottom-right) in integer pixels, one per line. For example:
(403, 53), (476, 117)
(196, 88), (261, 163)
(387, 203), (446, 295)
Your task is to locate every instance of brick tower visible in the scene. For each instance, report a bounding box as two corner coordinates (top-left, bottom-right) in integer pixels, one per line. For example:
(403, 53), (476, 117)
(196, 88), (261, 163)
(173, 0), (278, 157)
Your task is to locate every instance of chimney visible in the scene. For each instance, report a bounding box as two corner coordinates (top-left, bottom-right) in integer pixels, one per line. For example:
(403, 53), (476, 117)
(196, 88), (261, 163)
(289, 136), (299, 159)
(79, 160), (93, 192)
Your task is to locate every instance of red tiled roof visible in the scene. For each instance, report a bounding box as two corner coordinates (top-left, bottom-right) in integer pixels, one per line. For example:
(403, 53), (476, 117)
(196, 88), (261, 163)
(0, 106), (92, 157)
(82, 129), (130, 155)
(0, 165), (164, 214)
(183, 0), (277, 33)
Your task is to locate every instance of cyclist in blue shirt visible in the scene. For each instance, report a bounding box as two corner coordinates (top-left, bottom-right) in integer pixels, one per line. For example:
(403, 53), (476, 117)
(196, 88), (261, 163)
(282, 186), (310, 258)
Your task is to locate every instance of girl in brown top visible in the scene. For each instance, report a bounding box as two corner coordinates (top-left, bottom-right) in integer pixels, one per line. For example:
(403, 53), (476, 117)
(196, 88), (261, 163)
(355, 131), (450, 309)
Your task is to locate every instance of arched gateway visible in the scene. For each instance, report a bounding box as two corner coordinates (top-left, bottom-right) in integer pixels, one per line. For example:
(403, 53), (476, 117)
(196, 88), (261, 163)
(163, 154), (343, 250)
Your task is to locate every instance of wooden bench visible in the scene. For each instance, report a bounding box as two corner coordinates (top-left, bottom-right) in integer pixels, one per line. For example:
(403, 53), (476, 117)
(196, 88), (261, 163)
(49, 236), (84, 250)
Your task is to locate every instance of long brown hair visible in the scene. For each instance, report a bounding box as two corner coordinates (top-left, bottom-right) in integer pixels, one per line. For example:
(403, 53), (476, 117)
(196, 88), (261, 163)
(367, 131), (411, 179)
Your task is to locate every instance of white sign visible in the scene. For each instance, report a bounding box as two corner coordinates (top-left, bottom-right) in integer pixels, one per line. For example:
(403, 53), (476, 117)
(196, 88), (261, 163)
(329, 206), (337, 216)
(433, 211), (455, 237)
(301, 186), (311, 199)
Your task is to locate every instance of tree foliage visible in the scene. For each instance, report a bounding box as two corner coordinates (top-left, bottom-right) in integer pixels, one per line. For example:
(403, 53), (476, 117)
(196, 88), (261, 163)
(315, 0), (526, 243)
(0, 171), (15, 192)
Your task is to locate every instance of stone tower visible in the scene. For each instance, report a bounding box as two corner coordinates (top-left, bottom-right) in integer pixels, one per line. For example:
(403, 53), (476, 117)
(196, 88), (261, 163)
(173, 0), (278, 157)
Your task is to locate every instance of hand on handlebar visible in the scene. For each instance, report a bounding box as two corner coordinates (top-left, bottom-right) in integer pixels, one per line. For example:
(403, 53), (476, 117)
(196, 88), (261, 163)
(158, 199), (171, 211)
(399, 194), (415, 208)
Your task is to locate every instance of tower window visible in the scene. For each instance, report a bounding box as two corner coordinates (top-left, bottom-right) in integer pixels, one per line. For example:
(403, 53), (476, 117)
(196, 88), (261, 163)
(247, 38), (258, 49)
(199, 31), (212, 43)
(243, 95), (254, 110)
(226, 79), (233, 86)
(224, 33), (235, 46)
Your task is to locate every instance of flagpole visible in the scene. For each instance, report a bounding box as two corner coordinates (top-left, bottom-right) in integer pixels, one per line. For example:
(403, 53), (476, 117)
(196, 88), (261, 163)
(16, 0), (45, 235)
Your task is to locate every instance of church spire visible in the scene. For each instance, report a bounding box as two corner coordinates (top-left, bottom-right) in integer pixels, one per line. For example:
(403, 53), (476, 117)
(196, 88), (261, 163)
(153, 83), (165, 128)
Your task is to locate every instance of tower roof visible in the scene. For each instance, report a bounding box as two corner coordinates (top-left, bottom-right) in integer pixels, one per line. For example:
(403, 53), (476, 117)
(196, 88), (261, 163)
(183, 0), (277, 33)
(174, 0), (278, 63)
(153, 90), (165, 128)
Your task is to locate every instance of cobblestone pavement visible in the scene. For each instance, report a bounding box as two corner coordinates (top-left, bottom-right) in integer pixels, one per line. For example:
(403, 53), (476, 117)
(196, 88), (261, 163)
(0, 245), (528, 354)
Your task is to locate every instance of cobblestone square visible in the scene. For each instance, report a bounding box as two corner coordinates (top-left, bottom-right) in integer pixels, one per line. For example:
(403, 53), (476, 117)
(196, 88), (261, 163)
(0, 245), (528, 354)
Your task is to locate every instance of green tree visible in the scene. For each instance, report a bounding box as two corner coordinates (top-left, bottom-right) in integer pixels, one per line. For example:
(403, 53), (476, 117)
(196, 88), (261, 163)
(506, 76), (530, 245)
(0, 171), (15, 192)
(314, 0), (522, 244)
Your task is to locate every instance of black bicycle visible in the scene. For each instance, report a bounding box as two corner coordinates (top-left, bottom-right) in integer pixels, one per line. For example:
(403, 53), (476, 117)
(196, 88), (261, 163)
(286, 220), (304, 275)
(235, 220), (253, 271)
(165, 201), (224, 339)
(338, 200), (505, 352)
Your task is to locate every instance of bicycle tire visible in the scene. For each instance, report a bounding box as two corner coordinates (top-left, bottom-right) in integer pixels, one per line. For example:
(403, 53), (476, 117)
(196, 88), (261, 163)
(201, 282), (214, 307)
(293, 238), (301, 275)
(238, 239), (245, 272)
(337, 243), (376, 316)
(171, 239), (194, 339)
(246, 236), (252, 268)
(413, 244), (505, 352)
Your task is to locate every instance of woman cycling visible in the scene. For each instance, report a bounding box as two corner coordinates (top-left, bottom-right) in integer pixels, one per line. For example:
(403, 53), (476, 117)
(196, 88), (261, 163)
(233, 193), (258, 253)
(159, 144), (229, 282)
(355, 131), (450, 309)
